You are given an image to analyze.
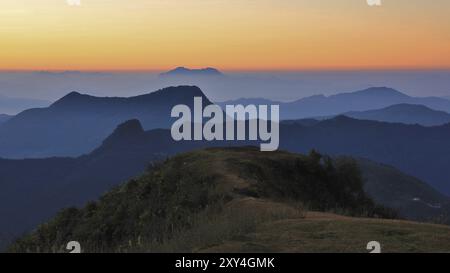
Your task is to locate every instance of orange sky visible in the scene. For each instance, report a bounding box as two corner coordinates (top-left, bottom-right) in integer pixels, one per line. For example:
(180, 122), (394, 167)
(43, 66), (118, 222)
(0, 0), (449, 71)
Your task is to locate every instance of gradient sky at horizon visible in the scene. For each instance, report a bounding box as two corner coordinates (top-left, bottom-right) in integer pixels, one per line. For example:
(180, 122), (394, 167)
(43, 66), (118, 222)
(0, 0), (449, 71)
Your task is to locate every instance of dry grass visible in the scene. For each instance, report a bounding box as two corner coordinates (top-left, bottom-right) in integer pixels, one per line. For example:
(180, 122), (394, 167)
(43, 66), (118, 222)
(203, 211), (450, 253)
(130, 198), (305, 253)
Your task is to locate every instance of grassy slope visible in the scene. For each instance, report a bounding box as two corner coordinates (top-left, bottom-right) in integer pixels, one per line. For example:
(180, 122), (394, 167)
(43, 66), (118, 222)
(8, 147), (450, 253)
(204, 211), (450, 253)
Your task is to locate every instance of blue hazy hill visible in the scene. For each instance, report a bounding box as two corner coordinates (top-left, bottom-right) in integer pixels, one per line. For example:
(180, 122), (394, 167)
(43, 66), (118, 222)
(0, 86), (211, 158)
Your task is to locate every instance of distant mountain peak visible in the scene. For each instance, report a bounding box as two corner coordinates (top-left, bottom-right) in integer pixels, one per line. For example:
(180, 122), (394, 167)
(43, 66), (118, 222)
(160, 67), (223, 77)
(101, 119), (145, 147)
(65, 91), (84, 98)
(51, 91), (94, 107)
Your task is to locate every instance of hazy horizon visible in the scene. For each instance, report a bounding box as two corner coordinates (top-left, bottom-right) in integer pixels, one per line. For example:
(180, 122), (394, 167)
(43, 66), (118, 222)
(1, 69), (449, 107)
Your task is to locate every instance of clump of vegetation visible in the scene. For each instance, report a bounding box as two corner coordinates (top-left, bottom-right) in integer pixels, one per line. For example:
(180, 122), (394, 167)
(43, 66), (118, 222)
(9, 147), (396, 253)
(228, 149), (395, 218)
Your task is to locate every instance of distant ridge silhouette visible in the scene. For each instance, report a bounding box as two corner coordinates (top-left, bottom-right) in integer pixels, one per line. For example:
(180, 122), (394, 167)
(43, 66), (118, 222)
(160, 67), (223, 77)
(2, 86), (450, 158)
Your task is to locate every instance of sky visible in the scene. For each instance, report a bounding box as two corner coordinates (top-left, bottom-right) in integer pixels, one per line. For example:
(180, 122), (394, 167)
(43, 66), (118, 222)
(0, 0), (449, 71)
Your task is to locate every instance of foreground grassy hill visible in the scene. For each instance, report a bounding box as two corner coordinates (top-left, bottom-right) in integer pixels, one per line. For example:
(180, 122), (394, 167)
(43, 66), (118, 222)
(9, 147), (450, 253)
(203, 208), (450, 253)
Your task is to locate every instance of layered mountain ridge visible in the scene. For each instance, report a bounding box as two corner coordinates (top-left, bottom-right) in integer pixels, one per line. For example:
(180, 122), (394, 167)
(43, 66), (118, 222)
(0, 86), (210, 158)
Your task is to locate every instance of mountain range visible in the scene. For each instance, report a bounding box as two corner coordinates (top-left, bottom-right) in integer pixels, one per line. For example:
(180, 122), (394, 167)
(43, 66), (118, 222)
(0, 86), (211, 158)
(1, 86), (450, 195)
(1, 86), (450, 194)
(218, 87), (450, 120)
(2, 86), (450, 159)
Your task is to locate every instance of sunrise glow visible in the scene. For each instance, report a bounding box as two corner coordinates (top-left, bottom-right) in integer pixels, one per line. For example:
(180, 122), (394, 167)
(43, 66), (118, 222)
(1, 0), (449, 71)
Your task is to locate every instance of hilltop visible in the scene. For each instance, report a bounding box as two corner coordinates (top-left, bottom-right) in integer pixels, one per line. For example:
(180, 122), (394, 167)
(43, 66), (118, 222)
(9, 147), (450, 253)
